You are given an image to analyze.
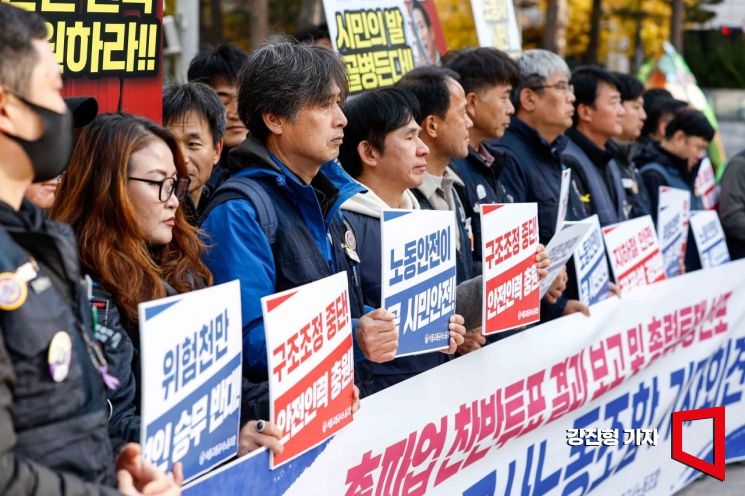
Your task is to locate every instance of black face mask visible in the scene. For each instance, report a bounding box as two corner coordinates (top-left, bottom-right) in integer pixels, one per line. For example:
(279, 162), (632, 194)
(3, 92), (73, 182)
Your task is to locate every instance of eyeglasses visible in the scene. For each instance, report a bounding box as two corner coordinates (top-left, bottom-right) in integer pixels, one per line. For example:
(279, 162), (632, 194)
(128, 176), (191, 202)
(531, 82), (574, 94)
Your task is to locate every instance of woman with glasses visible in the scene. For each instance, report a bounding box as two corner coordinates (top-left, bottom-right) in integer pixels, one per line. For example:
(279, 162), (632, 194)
(49, 113), (214, 450)
(51, 113), (288, 459)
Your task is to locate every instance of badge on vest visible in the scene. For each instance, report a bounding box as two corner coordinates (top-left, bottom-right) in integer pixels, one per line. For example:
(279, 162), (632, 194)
(343, 229), (360, 263)
(48, 331), (73, 382)
(621, 178), (639, 194)
(0, 272), (28, 311)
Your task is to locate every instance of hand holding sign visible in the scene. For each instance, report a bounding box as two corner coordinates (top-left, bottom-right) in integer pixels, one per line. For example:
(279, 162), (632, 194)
(355, 308), (398, 363)
(439, 314), (466, 354)
(536, 244), (550, 281)
(238, 421), (284, 457)
(116, 443), (182, 496)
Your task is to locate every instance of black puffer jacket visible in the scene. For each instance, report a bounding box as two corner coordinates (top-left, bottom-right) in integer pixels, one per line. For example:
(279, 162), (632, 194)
(0, 199), (120, 495)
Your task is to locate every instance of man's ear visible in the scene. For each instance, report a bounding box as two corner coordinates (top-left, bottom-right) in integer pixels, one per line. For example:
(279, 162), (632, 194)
(262, 112), (283, 136)
(518, 88), (535, 113)
(465, 91), (479, 119)
(213, 138), (224, 165)
(0, 87), (18, 136)
(357, 140), (378, 168)
(421, 114), (438, 140)
(576, 103), (593, 125)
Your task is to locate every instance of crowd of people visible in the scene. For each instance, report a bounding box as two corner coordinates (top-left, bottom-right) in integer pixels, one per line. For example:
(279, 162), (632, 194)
(1, 2), (743, 494)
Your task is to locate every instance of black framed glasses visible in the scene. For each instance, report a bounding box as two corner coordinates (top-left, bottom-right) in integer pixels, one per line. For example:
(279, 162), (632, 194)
(128, 176), (191, 202)
(531, 81), (574, 94)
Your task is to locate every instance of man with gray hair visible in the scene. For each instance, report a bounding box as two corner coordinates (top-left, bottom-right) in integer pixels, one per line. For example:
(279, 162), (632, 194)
(489, 49), (589, 318)
(200, 42), (400, 387)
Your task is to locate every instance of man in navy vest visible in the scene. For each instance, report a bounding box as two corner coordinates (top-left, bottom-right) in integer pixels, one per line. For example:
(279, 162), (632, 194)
(338, 88), (466, 396)
(562, 67), (628, 227)
(492, 49), (589, 319)
(639, 108), (715, 217)
(201, 42), (399, 384)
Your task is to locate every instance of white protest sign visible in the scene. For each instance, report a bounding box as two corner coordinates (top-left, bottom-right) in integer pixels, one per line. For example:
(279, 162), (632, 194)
(140, 280), (242, 482)
(602, 215), (666, 292)
(481, 203), (540, 334)
(555, 168), (572, 233)
(262, 272), (355, 469)
(689, 210), (731, 268)
(469, 0), (522, 53)
(571, 215), (611, 306)
(657, 186), (690, 277)
(695, 157), (719, 209)
(540, 220), (593, 298)
(381, 209), (456, 357)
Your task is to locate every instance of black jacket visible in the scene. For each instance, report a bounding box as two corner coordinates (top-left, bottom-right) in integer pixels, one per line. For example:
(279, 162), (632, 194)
(606, 139), (651, 219)
(717, 150), (745, 259)
(0, 200), (119, 495)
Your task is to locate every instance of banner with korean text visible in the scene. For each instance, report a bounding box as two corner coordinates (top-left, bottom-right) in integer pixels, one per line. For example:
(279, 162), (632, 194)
(139, 280), (242, 482)
(323, 0), (447, 94)
(690, 210), (731, 268)
(657, 186), (690, 278)
(381, 209), (456, 356)
(469, 0), (522, 53)
(184, 260), (745, 495)
(6, 0), (165, 122)
(262, 272), (355, 468)
(571, 215), (611, 306)
(695, 157), (719, 210)
(602, 215), (666, 292)
(481, 203), (540, 335)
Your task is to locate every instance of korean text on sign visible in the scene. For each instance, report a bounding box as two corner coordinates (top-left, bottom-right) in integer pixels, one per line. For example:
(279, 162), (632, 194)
(481, 203), (540, 335)
(690, 210), (731, 268)
(5, 0), (161, 78)
(570, 215), (611, 306)
(139, 280), (242, 482)
(324, 1), (416, 93)
(539, 220), (592, 298)
(657, 186), (690, 278)
(262, 271), (355, 468)
(602, 215), (666, 292)
(381, 209), (457, 357)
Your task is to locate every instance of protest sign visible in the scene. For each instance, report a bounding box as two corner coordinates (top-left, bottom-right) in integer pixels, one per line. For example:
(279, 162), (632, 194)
(657, 186), (690, 277)
(8, 0), (164, 121)
(381, 209), (456, 356)
(555, 168), (572, 233)
(185, 261), (745, 496)
(540, 220), (593, 298)
(322, 0), (446, 94)
(481, 203), (540, 335)
(695, 157), (719, 209)
(262, 272), (355, 468)
(469, 0), (522, 53)
(602, 215), (666, 292)
(139, 280), (242, 482)
(571, 215), (611, 306)
(690, 210), (731, 268)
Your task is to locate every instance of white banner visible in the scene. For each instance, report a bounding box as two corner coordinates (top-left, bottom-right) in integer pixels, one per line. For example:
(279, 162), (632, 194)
(139, 281), (242, 481)
(469, 0), (522, 53)
(540, 220), (593, 297)
(185, 261), (745, 495)
(690, 210), (731, 268)
(657, 186), (690, 278)
(381, 209), (456, 356)
(694, 157), (719, 209)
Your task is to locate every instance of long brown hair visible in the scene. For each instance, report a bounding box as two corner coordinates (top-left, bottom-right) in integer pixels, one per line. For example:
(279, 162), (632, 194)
(50, 113), (213, 322)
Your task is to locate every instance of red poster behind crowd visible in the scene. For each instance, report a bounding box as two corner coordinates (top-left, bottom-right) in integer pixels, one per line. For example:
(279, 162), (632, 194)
(4, 0), (164, 122)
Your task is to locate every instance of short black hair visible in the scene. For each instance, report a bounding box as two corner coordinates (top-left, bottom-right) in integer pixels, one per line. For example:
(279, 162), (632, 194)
(570, 66), (621, 125)
(412, 0), (432, 27)
(613, 72), (644, 102)
(293, 23), (330, 44)
(162, 82), (226, 146)
(187, 44), (248, 86)
(338, 88), (420, 178)
(442, 47), (520, 94)
(0, 3), (47, 94)
(664, 108), (715, 142)
(641, 96), (687, 139)
(396, 66), (460, 123)
(238, 42), (349, 144)
(643, 88), (673, 108)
